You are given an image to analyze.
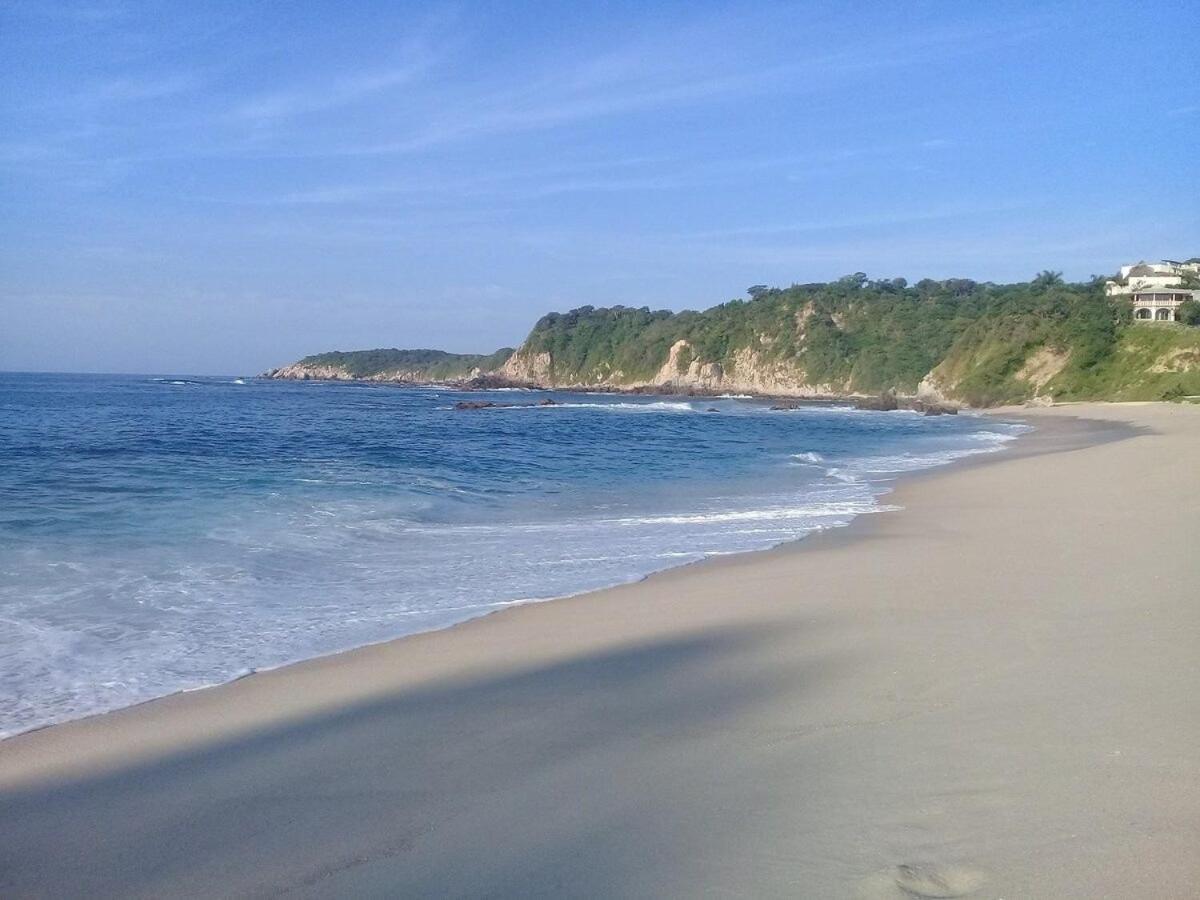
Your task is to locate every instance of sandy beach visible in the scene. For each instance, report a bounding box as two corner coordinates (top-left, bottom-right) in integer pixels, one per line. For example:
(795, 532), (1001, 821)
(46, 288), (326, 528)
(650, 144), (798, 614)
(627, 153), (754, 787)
(1, 402), (1197, 898)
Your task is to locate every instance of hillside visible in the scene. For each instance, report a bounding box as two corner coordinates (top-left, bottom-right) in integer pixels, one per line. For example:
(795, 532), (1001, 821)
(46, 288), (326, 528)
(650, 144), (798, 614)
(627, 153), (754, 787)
(265, 348), (514, 383)
(266, 275), (1200, 406)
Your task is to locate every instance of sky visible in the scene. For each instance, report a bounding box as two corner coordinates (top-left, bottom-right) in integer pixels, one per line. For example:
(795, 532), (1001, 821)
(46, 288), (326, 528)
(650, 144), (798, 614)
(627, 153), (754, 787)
(1, 0), (1197, 375)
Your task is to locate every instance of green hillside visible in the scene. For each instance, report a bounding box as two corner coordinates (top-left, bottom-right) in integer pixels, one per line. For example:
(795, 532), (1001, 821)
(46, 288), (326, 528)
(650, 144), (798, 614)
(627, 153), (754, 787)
(271, 273), (1200, 405)
(290, 347), (514, 380)
(515, 274), (1200, 403)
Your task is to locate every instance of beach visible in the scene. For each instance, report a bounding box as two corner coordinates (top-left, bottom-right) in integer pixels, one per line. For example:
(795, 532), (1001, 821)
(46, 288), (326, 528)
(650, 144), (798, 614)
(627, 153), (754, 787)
(1, 401), (1197, 897)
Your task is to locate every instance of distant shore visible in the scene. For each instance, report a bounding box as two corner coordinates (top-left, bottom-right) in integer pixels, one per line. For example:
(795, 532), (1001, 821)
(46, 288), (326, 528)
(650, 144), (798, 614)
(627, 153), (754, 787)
(2, 403), (1198, 898)
(263, 371), (966, 414)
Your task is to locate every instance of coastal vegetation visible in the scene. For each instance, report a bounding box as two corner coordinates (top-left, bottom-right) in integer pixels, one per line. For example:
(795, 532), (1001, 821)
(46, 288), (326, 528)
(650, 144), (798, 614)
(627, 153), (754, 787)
(269, 273), (1200, 405)
(269, 348), (514, 381)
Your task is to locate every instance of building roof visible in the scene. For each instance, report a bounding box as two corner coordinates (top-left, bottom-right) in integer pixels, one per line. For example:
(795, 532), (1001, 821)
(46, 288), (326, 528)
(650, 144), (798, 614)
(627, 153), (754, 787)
(1127, 264), (1169, 277)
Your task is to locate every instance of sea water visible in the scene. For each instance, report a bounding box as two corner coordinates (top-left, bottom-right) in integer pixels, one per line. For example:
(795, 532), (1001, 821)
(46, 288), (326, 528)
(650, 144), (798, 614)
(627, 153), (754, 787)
(0, 373), (1028, 736)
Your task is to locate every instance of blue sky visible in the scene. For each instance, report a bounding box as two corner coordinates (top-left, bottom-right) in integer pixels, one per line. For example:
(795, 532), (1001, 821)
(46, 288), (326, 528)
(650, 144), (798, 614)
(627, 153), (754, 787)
(1, 0), (1197, 374)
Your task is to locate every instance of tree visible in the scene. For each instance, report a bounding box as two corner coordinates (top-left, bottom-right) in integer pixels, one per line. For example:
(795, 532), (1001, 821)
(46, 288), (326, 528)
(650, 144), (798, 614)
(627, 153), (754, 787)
(746, 285), (770, 299)
(1176, 299), (1200, 326)
(1033, 270), (1064, 287)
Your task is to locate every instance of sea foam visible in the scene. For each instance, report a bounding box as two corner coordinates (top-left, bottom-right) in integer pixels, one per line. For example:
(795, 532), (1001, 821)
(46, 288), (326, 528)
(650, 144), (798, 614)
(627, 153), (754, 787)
(0, 374), (1031, 737)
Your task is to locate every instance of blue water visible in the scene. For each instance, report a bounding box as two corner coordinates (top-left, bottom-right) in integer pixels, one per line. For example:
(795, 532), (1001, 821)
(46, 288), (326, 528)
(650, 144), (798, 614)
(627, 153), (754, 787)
(0, 373), (1028, 736)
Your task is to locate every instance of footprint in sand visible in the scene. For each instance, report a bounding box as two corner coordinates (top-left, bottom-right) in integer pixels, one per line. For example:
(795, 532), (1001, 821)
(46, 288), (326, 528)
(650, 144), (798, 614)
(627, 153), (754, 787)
(857, 862), (987, 899)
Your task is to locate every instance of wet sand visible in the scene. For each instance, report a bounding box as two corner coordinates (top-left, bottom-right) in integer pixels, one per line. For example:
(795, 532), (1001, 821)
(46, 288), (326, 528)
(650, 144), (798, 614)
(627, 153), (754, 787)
(1, 403), (1197, 898)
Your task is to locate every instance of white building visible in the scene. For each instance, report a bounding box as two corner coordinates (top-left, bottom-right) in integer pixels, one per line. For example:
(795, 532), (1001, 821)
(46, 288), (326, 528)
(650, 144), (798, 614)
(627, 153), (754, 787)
(1129, 287), (1198, 321)
(1106, 258), (1200, 321)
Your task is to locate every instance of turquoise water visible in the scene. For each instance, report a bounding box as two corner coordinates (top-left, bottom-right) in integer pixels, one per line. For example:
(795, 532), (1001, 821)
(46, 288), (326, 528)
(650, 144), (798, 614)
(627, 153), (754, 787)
(0, 373), (1027, 736)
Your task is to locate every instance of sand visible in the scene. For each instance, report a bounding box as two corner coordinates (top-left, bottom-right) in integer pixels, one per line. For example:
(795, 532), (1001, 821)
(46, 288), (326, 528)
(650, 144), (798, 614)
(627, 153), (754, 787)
(1, 402), (1197, 898)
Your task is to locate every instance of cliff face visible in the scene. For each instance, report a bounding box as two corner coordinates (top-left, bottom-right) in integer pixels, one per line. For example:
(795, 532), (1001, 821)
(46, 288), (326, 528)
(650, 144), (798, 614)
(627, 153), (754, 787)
(267, 278), (1200, 405)
(498, 349), (553, 384)
(498, 340), (848, 397)
(266, 362), (472, 383)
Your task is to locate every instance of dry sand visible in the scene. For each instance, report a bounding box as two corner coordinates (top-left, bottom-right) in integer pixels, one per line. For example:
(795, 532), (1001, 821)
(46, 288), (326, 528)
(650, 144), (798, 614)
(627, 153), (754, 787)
(0, 403), (1197, 898)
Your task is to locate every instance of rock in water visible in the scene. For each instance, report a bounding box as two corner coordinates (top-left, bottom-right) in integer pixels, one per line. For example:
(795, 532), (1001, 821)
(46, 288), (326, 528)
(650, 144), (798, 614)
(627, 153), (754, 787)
(911, 399), (958, 416)
(855, 391), (899, 411)
(453, 400), (500, 410)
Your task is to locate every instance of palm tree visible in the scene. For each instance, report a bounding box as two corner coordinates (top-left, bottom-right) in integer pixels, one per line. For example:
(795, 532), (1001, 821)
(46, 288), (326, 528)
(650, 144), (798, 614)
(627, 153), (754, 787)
(1033, 270), (1064, 287)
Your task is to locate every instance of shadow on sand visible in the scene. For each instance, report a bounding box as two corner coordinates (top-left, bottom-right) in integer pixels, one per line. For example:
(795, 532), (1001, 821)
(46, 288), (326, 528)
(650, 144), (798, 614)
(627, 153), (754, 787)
(0, 622), (833, 898)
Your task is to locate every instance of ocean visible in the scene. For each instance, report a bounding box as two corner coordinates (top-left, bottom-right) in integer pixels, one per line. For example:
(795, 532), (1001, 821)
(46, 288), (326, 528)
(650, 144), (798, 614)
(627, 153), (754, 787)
(0, 373), (1028, 736)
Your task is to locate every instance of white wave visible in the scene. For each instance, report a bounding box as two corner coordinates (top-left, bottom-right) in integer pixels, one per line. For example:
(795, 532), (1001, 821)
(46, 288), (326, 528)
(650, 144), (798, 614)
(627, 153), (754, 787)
(791, 451), (825, 464)
(436, 399), (697, 413)
(548, 400), (696, 412)
(823, 429), (1026, 483)
(775, 403), (858, 413)
(398, 497), (883, 535)
(599, 499), (892, 526)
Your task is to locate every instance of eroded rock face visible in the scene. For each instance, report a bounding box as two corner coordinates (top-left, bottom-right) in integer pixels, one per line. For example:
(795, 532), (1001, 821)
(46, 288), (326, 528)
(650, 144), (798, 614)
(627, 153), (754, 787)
(268, 338), (965, 405)
(640, 340), (848, 397)
(269, 363), (357, 381)
(917, 369), (954, 404)
(267, 364), (455, 383)
(1015, 346), (1071, 399)
(654, 340), (693, 385)
(1149, 347), (1200, 373)
(499, 350), (554, 383)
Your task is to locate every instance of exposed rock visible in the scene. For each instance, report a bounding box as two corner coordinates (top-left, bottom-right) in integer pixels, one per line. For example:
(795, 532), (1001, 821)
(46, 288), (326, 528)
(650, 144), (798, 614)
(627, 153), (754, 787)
(855, 391), (899, 411)
(499, 349), (554, 383)
(464, 374), (529, 390)
(917, 368), (955, 404)
(454, 397), (561, 410)
(910, 399), (958, 416)
(1149, 347), (1200, 373)
(453, 400), (502, 410)
(1016, 346), (1071, 389)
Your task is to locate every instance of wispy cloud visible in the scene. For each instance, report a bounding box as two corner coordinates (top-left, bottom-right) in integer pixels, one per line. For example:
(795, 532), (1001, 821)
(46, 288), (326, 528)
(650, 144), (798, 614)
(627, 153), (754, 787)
(86, 73), (201, 104)
(297, 18), (1047, 159)
(198, 139), (954, 210)
(228, 9), (456, 124)
(21, 8), (1042, 169)
(233, 57), (433, 122)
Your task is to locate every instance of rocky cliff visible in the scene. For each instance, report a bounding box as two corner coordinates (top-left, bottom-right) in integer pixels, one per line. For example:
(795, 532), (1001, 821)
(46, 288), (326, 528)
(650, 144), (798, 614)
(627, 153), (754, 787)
(497, 339), (849, 397)
(267, 276), (1200, 405)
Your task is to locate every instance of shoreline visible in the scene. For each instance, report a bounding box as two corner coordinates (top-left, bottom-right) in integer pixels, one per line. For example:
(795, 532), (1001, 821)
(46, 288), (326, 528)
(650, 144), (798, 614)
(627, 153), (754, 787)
(0, 410), (1111, 760)
(2, 403), (1197, 898)
(263, 372), (966, 410)
(0, 407), (1032, 746)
